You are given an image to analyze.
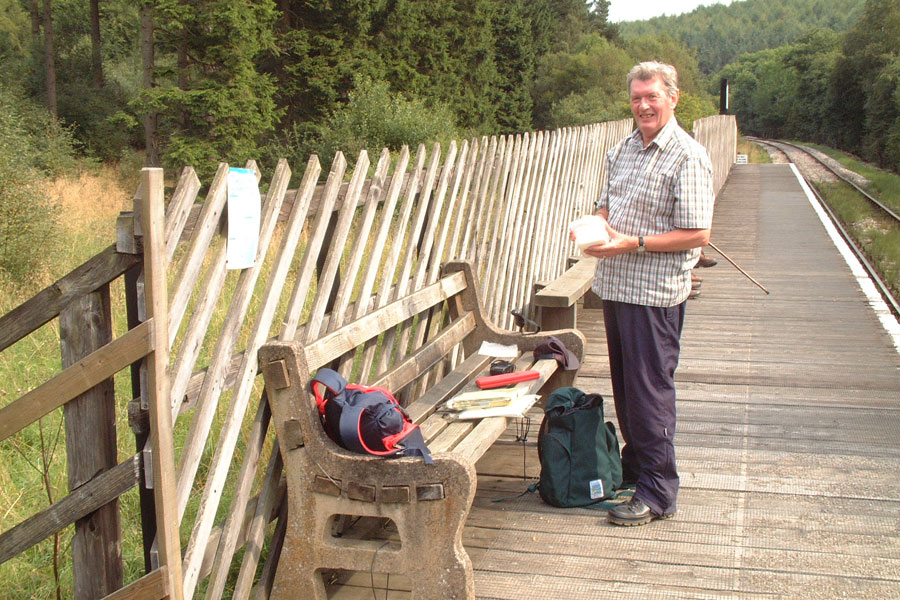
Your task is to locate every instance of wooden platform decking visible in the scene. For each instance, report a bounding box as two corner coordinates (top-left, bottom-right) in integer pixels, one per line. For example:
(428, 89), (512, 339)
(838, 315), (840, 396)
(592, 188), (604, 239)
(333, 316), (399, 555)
(329, 164), (900, 599)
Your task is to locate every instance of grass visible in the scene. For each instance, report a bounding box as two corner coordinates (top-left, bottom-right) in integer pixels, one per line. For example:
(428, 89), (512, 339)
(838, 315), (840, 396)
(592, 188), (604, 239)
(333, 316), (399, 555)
(0, 156), (401, 598)
(805, 143), (900, 213)
(0, 162), (139, 599)
(801, 145), (900, 299)
(737, 136), (773, 164)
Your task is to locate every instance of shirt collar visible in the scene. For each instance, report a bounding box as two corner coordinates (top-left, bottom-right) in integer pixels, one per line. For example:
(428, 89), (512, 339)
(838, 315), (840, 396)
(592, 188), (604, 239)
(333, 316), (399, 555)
(630, 117), (679, 150)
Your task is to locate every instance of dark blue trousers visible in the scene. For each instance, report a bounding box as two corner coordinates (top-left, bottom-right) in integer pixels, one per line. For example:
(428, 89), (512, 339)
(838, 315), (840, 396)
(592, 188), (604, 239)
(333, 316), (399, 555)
(602, 300), (685, 516)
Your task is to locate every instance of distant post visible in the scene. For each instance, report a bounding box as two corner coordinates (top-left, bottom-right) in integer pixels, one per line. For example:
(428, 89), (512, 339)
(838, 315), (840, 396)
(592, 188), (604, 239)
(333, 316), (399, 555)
(720, 78), (729, 115)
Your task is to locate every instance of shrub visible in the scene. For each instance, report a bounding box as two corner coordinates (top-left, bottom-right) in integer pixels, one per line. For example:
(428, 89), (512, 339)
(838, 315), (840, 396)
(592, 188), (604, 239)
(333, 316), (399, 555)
(57, 77), (135, 163)
(0, 84), (65, 286)
(312, 75), (460, 170)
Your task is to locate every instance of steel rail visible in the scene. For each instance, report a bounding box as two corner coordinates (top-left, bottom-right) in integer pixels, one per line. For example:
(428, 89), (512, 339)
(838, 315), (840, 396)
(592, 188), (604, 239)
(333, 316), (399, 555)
(747, 137), (900, 319)
(749, 137), (900, 224)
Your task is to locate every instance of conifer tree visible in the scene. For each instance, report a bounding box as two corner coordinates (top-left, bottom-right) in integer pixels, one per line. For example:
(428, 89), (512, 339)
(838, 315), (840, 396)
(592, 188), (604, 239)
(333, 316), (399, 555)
(143, 0), (280, 176)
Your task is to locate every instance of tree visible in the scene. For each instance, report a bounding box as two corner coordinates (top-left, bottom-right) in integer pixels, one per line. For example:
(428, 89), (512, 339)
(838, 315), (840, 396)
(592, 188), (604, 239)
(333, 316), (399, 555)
(531, 34), (633, 129)
(626, 34), (706, 95)
(864, 56), (900, 169)
(784, 29), (840, 143)
(267, 0), (382, 127)
(143, 0), (281, 176)
(140, 2), (159, 166)
(492, 0), (536, 131)
(0, 0), (31, 85)
(89, 0), (103, 87)
(619, 0), (865, 74)
(41, 0), (57, 117)
(832, 0), (900, 163)
(371, 0), (501, 131)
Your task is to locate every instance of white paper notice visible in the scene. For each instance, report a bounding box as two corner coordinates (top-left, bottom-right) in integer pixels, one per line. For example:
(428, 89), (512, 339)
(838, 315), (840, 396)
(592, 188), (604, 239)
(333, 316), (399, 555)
(226, 167), (261, 270)
(477, 341), (518, 358)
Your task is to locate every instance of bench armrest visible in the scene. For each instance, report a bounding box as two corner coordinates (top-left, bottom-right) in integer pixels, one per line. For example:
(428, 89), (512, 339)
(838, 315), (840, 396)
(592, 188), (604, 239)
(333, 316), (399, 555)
(534, 257), (598, 330)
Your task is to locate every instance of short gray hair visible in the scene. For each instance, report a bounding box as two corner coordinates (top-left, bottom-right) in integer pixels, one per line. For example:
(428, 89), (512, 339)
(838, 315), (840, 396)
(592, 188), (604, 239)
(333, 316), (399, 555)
(627, 62), (679, 98)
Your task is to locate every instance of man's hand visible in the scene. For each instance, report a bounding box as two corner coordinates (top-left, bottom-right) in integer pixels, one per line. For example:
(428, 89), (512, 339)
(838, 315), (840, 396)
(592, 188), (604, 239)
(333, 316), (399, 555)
(582, 221), (637, 258)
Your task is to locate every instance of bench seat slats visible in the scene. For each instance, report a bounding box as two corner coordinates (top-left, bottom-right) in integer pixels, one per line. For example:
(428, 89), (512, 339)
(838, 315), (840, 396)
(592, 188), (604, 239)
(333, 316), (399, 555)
(303, 270), (468, 369)
(415, 352), (533, 446)
(427, 420), (476, 454)
(419, 357), (558, 458)
(450, 358), (558, 461)
(397, 352), (490, 424)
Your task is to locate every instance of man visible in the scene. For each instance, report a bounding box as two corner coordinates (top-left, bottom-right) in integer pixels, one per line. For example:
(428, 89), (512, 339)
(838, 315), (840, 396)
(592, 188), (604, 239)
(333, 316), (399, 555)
(583, 61), (715, 526)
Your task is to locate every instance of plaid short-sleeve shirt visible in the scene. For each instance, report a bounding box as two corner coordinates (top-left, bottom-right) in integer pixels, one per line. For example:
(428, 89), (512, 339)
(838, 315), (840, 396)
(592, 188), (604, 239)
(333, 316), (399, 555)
(592, 119), (715, 307)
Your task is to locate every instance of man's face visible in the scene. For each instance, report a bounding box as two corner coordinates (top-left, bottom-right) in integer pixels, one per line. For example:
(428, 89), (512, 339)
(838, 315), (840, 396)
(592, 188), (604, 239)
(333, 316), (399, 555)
(630, 75), (679, 144)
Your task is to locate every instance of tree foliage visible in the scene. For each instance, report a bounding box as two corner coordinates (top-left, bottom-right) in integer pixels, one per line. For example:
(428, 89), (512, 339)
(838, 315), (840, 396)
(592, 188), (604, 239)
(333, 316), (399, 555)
(532, 34), (633, 129)
(311, 75), (459, 166)
(139, 0), (280, 177)
(0, 83), (74, 284)
(619, 0), (865, 74)
(716, 0), (900, 172)
(6, 0), (722, 177)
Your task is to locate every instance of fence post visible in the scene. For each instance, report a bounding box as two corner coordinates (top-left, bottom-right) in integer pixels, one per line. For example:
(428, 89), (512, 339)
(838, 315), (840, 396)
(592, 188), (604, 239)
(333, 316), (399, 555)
(141, 166), (185, 599)
(60, 285), (123, 597)
(119, 183), (159, 573)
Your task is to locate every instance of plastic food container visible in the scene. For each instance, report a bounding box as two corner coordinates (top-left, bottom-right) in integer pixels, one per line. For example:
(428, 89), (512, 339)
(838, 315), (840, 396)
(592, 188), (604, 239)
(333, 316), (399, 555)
(569, 215), (610, 250)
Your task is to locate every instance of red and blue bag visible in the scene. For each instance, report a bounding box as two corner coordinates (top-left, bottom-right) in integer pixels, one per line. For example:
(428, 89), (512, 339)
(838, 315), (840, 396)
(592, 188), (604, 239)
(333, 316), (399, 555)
(311, 368), (433, 464)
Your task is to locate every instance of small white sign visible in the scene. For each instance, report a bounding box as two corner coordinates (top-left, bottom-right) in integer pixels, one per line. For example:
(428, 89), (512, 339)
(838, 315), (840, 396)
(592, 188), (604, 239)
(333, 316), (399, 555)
(226, 167), (261, 270)
(736, 154), (748, 164)
(589, 479), (605, 500)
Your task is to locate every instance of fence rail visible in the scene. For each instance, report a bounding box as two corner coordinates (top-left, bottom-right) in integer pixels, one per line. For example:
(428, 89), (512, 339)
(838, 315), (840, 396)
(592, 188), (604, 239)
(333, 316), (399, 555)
(0, 114), (735, 600)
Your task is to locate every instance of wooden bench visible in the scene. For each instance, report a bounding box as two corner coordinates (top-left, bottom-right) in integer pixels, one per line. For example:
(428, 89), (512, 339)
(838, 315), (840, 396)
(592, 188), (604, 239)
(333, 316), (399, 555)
(534, 257), (600, 331)
(258, 260), (585, 599)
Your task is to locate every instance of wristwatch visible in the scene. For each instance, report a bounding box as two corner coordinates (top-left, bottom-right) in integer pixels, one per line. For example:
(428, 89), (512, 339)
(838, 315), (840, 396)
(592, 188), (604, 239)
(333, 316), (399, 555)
(636, 235), (646, 253)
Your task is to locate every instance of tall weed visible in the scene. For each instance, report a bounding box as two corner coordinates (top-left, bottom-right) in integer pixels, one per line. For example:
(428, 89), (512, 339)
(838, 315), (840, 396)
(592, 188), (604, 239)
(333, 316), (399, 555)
(0, 82), (83, 288)
(0, 159), (133, 599)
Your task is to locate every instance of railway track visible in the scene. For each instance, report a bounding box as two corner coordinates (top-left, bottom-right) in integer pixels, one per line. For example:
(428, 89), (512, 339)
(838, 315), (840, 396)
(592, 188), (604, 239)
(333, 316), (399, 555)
(747, 137), (900, 318)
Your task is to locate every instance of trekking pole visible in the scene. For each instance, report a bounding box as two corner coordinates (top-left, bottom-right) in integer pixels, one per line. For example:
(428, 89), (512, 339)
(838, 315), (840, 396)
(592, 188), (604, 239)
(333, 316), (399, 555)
(707, 241), (770, 295)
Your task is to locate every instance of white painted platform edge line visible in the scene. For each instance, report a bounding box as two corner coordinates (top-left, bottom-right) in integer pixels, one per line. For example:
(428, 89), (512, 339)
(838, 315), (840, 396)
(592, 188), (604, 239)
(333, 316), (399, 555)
(789, 163), (900, 354)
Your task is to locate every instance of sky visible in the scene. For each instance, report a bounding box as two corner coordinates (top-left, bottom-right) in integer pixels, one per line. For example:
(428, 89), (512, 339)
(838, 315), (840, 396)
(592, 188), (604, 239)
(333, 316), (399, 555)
(608, 0), (734, 23)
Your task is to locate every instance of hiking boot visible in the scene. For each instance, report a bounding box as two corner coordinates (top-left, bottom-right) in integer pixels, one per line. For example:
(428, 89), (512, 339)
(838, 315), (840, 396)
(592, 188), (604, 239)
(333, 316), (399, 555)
(607, 497), (674, 527)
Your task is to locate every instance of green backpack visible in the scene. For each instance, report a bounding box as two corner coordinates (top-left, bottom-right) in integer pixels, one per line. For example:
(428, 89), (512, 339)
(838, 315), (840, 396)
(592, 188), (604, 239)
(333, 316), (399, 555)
(537, 387), (623, 507)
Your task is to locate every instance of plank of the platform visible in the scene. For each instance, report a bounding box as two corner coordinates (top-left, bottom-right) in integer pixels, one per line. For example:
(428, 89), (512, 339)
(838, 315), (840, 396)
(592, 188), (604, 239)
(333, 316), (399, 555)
(467, 164), (900, 600)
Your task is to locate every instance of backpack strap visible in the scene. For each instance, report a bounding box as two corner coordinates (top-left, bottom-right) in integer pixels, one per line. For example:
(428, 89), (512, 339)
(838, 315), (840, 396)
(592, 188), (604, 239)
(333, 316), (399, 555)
(389, 425), (433, 464)
(311, 368), (347, 414)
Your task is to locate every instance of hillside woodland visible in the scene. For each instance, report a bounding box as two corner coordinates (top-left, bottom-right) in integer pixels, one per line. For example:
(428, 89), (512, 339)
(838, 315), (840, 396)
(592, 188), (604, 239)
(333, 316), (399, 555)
(618, 0), (865, 73)
(621, 0), (900, 174)
(2, 0), (898, 288)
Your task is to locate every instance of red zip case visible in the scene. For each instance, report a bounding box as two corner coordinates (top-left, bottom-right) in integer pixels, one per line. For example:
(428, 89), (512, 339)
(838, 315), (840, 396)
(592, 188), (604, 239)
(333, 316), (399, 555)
(475, 370), (540, 389)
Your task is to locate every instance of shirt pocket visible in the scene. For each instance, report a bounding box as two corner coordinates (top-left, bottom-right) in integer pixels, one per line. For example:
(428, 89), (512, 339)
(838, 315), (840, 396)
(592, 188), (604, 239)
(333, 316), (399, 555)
(633, 171), (676, 220)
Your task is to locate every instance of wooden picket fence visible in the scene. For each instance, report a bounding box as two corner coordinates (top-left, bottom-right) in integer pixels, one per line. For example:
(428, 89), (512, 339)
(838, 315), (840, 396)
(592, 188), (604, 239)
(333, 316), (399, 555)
(0, 115), (735, 600)
(693, 114), (737, 196)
